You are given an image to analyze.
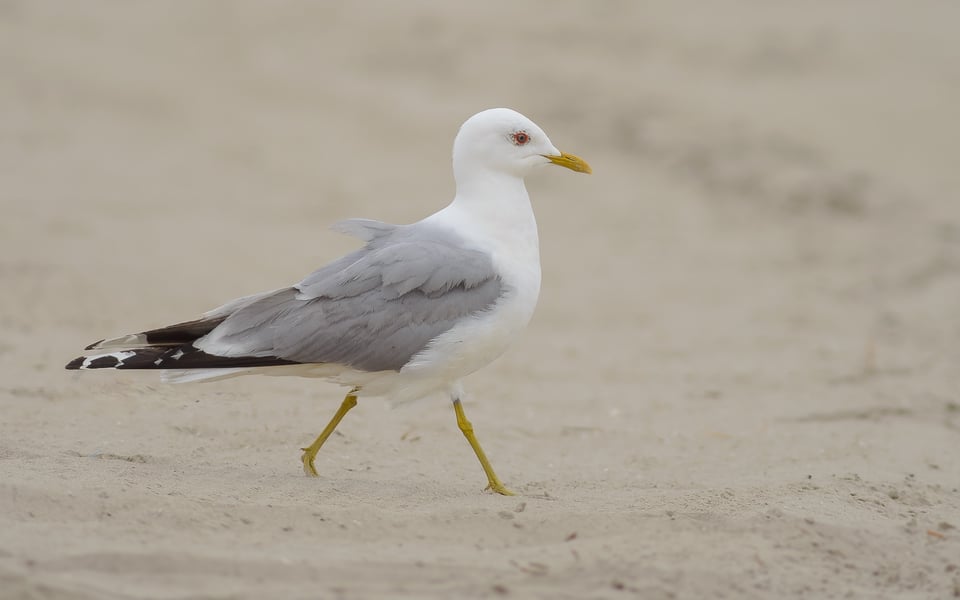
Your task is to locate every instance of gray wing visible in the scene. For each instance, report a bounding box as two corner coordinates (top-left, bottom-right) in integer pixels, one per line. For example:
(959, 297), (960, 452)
(196, 221), (502, 372)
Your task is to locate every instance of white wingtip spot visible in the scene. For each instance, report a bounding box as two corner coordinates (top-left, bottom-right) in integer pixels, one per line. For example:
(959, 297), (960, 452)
(81, 350), (137, 369)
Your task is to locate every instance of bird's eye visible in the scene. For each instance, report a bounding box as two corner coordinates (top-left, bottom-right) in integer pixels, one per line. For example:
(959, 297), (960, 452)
(512, 131), (530, 146)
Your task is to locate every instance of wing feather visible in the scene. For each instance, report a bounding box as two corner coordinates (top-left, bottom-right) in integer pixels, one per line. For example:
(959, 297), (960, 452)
(195, 223), (502, 372)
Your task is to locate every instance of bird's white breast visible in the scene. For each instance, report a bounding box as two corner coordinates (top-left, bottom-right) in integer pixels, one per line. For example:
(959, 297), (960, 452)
(399, 194), (542, 387)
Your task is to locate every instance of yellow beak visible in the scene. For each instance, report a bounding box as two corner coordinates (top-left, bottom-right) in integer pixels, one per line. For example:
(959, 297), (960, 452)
(543, 151), (592, 174)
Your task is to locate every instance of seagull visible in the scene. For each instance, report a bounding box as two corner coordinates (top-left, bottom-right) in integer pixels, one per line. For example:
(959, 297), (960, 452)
(66, 108), (591, 495)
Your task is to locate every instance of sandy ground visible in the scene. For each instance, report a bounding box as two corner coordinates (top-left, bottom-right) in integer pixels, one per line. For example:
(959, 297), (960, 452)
(2, 2), (959, 598)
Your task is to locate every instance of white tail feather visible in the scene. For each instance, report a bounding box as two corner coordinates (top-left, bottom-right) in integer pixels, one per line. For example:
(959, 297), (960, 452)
(86, 334), (149, 351)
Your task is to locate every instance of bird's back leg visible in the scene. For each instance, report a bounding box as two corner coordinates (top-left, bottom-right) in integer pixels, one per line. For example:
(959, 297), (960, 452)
(301, 389), (359, 477)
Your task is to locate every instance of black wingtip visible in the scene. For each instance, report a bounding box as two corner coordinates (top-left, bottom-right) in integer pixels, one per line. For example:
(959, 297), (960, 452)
(84, 339), (105, 351)
(65, 357), (84, 370)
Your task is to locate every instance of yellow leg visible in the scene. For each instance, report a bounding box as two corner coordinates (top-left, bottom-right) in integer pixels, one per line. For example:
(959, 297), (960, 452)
(301, 390), (358, 477)
(453, 399), (514, 496)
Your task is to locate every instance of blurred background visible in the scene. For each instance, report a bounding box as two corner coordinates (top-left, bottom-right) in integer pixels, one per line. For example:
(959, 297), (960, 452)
(4, 0), (958, 389)
(2, 2), (958, 598)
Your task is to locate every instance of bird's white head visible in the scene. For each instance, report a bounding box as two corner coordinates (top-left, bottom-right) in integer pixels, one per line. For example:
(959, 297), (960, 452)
(452, 108), (592, 183)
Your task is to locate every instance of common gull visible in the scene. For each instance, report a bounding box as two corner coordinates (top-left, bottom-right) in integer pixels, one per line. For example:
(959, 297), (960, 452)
(66, 107), (591, 495)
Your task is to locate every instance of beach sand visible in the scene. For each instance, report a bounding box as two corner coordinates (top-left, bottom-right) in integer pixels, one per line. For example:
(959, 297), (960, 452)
(2, 2), (958, 598)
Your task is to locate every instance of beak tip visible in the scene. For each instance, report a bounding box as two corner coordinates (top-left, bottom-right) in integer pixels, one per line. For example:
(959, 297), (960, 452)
(545, 152), (592, 175)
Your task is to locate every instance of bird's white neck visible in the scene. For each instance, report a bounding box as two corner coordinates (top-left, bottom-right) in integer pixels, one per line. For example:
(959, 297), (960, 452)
(447, 170), (540, 257)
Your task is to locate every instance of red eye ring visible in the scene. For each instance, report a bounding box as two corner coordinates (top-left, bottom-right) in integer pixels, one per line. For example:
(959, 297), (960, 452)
(512, 131), (530, 146)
